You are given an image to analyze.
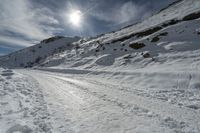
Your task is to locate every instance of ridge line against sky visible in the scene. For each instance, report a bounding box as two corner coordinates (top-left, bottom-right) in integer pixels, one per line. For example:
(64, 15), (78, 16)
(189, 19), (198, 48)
(0, 0), (176, 55)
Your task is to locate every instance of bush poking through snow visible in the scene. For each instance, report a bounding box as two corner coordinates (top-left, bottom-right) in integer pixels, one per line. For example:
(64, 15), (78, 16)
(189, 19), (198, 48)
(143, 53), (151, 58)
(129, 43), (146, 49)
(151, 32), (168, 42)
(183, 12), (200, 21)
(151, 37), (160, 42)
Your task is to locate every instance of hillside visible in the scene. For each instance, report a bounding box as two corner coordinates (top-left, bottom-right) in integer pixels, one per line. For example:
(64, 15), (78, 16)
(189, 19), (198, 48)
(0, 36), (80, 68)
(1, 0), (200, 132)
(38, 0), (200, 72)
(1, 0), (200, 71)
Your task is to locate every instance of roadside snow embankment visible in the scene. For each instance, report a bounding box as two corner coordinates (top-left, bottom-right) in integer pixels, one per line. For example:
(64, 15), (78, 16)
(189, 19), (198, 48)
(0, 68), (52, 133)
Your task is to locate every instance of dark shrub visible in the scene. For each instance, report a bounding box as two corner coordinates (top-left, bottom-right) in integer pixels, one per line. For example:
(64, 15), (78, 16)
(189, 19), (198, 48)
(129, 43), (145, 49)
(162, 19), (179, 27)
(136, 26), (162, 38)
(159, 32), (168, 36)
(151, 37), (160, 42)
(143, 53), (150, 58)
(122, 43), (126, 46)
(35, 56), (42, 64)
(183, 12), (200, 21)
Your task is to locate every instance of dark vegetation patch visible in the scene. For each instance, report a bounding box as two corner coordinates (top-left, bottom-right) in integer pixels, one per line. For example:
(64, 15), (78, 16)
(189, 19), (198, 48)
(40, 36), (64, 44)
(110, 26), (162, 44)
(161, 19), (179, 27)
(151, 32), (168, 42)
(136, 27), (162, 38)
(159, 32), (168, 36)
(111, 36), (133, 43)
(143, 53), (150, 58)
(35, 56), (42, 64)
(75, 44), (80, 49)
(110, 11), (200, 45)
(182, 12), (200, 21)
(151, 37), (160, 42)
(122, 43), (126, 46)
(129, 43), (145, 49)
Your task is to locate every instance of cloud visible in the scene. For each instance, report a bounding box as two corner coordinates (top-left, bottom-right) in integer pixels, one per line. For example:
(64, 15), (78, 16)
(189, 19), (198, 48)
(0, 0), (61, 47)
(0, 35), (34, 47)
(89, 1), (149, 25)
(118, 1), (148, 23)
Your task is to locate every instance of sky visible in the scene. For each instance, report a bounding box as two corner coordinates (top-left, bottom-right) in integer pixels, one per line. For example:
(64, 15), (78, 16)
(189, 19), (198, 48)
(0, 0), (176, 55)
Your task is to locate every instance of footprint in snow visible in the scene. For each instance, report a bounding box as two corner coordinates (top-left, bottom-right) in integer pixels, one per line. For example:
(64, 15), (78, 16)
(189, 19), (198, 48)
(1, 70), (14, 77)
(6, 124), (32, 133)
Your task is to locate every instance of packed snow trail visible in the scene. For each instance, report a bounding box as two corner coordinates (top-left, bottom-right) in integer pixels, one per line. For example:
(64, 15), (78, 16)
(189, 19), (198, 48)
(16, 69), (200, 133)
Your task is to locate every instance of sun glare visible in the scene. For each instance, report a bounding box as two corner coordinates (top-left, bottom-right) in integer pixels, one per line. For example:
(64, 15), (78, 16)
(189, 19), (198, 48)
(69, 10), (82, 27)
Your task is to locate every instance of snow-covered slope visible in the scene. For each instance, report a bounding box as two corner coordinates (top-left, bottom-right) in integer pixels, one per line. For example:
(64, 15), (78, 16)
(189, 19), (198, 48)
(1, 1), (200, 132)
(1, 0), (200, 71)
(34, 0), (200, 71)
(0, 36), (80, 68)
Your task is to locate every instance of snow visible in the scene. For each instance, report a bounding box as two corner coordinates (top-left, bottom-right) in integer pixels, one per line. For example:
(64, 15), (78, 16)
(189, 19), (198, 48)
(0, 68), (52, 132)
(9, 69), (199, 133)
(1, 0), (200, 132)
(0, 36), (80, 68)
(6, 69), (197, 133)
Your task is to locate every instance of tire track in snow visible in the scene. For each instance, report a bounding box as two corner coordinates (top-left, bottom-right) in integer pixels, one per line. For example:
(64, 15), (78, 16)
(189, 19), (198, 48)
(50, 74), (200, 132)
(19, 70), (200, 132)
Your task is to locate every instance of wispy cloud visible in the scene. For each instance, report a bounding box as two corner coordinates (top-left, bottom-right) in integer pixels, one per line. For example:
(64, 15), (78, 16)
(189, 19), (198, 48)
(89, 1), (150, 26)
(0, 0), (60, 47)
(0, 35), (34, 47)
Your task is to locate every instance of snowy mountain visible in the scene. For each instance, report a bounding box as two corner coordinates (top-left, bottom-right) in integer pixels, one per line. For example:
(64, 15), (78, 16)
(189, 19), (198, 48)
(1, 0), (200, 71)
(37, 0), (200, 72)
(0, 36), (80, 68)
(1, 0), (200, 132)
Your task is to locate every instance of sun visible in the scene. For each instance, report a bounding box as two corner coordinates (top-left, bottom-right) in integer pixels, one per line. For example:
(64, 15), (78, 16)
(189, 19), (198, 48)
(69, 10), (82, 27)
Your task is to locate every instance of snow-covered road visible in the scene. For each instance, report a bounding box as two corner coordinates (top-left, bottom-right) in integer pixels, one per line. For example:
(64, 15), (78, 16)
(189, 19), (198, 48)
(14, 69), (200, 133)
